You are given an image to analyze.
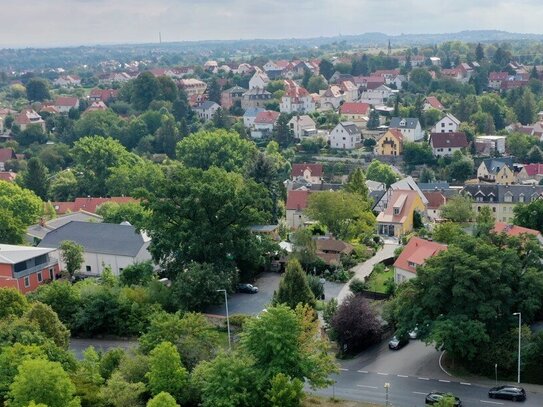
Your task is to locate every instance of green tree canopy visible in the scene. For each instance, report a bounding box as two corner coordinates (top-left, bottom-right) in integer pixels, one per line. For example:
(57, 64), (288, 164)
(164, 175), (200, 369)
(96, 201), (149, 227)
(513, 198), (543, 232)
(146, 341), (188, 401)
(440, 195), (474, 223)
(366, 160), (398, 186)
(147, 392), (180, 407)
(26, 78), (50, 102)
(273, 259), (316, 309)
(21, 157), (49, 200)
(0, 288), (29, 319)
(59, 240), (84, 277)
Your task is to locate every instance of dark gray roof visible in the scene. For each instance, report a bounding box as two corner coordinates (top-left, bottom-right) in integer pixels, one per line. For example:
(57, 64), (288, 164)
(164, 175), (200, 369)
(291, 181), (343, 191)
(482, 157), (515, 173)
(195, 101), (220, 110)
(38, 221), (149, 257)
(340, 122), (360, 135)
(27, 211), (103, 240)
(462, 184), (543, 204)
(390, 117), (420, 130)
(417, 182), (450, 191)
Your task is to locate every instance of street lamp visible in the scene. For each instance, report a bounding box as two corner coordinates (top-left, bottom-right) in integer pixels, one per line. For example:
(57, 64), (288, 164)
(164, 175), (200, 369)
(495, 363), (498, 386)
(384, 383), (390, 407)
(513, 312), (521, 384)
(217, 289), (231, 350)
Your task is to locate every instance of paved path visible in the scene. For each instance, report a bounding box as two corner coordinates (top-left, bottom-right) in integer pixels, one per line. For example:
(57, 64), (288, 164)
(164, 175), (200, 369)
(336, 242), (399, 304)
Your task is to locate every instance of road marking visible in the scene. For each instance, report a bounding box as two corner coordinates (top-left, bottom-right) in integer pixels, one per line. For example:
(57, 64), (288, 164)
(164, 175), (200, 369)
(357, 370), (369, 373)
(377, 372), (389, 376)
(339, 368), (349, 371)
(413, 391), (427, 395)
(460, 382), (472, 386)
(397, 374), (409, 378)
(439, 350), (453, 377)
(439, 379), (451, 383)
(357, 385), (378, 389)
(480, 400), (504, 405)
(418, 377), (430, 380)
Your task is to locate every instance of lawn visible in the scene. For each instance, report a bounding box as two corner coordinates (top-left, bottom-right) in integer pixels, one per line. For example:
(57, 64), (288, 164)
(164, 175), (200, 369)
(304, 395), (382, 406)
(365, 266), (393, 293)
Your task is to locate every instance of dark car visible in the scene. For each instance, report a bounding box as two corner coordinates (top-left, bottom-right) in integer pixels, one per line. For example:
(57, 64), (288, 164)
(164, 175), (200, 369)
(425, 392), (462, 406)
(488, 385), (526, 401)
(237, 283), (259, 294)
(388, 336), (408, 350)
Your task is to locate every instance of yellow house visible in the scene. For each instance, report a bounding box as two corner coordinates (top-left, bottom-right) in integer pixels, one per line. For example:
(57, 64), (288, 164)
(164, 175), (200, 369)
(495, 165), (516, 185)
(376, 129), (404, 156)
(376, 189), (425, 237)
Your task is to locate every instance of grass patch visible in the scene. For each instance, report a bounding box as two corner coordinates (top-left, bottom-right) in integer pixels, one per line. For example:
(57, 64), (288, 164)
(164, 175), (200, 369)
(303, 395), (382, 406)
(365, 266), (393, 294)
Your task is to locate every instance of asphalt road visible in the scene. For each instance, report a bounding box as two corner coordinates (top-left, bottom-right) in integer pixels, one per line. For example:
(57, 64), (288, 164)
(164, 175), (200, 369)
(70, 338), (137, 359)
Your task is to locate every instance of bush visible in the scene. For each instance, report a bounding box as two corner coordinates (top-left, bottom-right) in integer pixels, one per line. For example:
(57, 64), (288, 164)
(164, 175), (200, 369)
(349, 278), (367, 294)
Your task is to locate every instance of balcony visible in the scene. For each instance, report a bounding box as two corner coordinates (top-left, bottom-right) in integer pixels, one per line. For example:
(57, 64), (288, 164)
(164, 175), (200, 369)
(13, 260), (59, 279)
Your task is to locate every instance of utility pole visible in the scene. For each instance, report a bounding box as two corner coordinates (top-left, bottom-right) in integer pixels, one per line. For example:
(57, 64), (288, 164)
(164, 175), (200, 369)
(513, 312), (521, 384)
(217, 289), (231, 350)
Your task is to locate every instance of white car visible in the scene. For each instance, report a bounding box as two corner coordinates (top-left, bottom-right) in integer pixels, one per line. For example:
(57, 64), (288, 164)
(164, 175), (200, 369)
(408, 327), (419, 339)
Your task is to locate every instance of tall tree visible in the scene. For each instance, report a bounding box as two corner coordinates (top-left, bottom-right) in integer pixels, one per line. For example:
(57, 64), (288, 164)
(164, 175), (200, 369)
(475, 43), (485, 62)
(514, 88), (537, 125)
(207, 78), (221, 104)
(146, 342), (188, 401)
(59, 240), (84, 277)
(26, 78), (50, 102)
(366, 160), (398, 186)
(155, 115), (179, 158)
(366, 109), (380, 130)
(318, 59), (335, 81)
(21, 157), (49, 200)
(0, 181), (42, 243)
(440, 195), (474, 223)
(147, 392), (179, 407)
(273, 259), (316, 309)
(513, 198), (543, 232)
(344, 168), (369, 200)
(132, 71), (161, 111)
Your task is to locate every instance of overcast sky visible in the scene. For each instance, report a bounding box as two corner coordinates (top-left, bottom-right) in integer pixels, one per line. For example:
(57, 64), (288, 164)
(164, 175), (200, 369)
(2, 0), (542, 47)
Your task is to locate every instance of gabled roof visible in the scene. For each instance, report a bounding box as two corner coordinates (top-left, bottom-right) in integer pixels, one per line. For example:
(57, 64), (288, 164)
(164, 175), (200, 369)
(376, 189), (421, 224)
(425, 96), (444, 110)
(0, 148), (16, 162)
(336, 122), (360, 136)
(440, 113), (461, 126)
(390, 117), (420, 130)
(291, 163), (323, 178)
(489, 72), (509, 81)
(521, 163), (543, 177)
(254, 110), (280, 125)
(223, 86), (246, 94)
(243, 107), (265, 118)
(39, 221), (149, 257)
(316, 238), (353, 254)
(0, 171), (17, 182)
(493, 222), (541, 238)
(423, 191), (447, 209)
(385, 128), (404, 142)
(288, 115), (316, 127)
(55, 96), (79, 107)
(393, 237), (447, 274)
(340, 102), (370, 116)
(195, 101), (220, 110)
(27, 210), (104, 240)
(286, 190), (311, 211)
(52, 197), (138, 214)
(0, 244), (56, 265)
(430, 132), (468, 149)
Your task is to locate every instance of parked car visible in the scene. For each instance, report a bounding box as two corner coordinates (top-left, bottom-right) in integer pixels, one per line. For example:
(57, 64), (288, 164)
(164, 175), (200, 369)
(237, 283), (259, 294)
(488, 385), (526, 401)
(425, 392), (462, 406)
(388, 336), (408, 350)
(408, 327), (419, 339)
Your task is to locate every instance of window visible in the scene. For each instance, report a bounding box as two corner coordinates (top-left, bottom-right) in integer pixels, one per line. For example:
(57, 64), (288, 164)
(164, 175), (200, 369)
(441, 123), (445, 128)
(24, 276), (30, 288)
(49, 268), (54, 279)
(394, 208), (400, 215)
(492, 207), (496, 212)
(504, 193), (513, 203)
(86, 265), (91, 272)
(37, 272), (42, 283)
(519, 194), (525, 203)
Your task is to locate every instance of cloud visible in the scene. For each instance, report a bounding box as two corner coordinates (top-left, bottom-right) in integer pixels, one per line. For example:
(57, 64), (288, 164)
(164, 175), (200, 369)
(0, 0), (542, 47)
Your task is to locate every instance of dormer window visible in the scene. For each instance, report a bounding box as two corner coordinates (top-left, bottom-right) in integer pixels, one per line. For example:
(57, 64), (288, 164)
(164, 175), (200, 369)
(399, 119), (406, 126)
(519, 194), (525, 203)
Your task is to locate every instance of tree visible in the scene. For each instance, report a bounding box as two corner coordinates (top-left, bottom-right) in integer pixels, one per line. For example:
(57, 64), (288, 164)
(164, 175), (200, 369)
(50, 170), (78, 201)
(25, 302), (70, 348)
(26, 78), (50, 101)
(307, 75), (327, 93)
(448, 153), (474, 183)
(0, 288), (29, 319)
(176, 129), (257, 173)
(59, 240), (84, 277)
(475, 43), (485, 62)
(431, 222), (465, 244)
(0, 344), (45, 401)
(272, 113), (294, 147)
(146, 342), (188, 401)
(266, 373), (304, 407)
(514, 87), (537, 125)
(344, 168), (369, 200)
(0, 181), (42, 228)
(409, 68), (432, 92)
(16, 124), (47, 146)
(8, 359), (80, 407)
(513, 199), (543, 232)
(29, 281), (81, 330)
(305, 191), (375, 240)
(331, 294), (382, 353)
(96, 202), (149, 227)
(100, 371), (145, 407)
(440, 195), (474, 223)
(365, 160), (398, 187)
(319, 59), (335, 81)
(527, 146), (543, 163)
(119, 261), (155, 286)
(147, 392), (180, 407)
(0, 208), (26, 244)
(132, 72), (161, 111)
(403, 142), (435, 167)
(419, 167), (436, 183)
(475, 206), (494, 237)
(71, 346), (104, 407)
(157, 76), (178, 103)
(21, 157), (49, 199)
(273, 259), (316, 309)
(207, 78), (221, 103)
(155, 114), (179, 158)
(366, 109), (380, 130)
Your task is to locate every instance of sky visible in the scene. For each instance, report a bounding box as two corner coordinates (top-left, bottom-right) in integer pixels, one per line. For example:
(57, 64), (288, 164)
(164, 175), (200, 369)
(1, 0), (542, 47)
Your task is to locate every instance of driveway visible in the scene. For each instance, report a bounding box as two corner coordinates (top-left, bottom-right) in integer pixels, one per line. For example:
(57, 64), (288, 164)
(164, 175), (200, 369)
(70, 338), (137, 359)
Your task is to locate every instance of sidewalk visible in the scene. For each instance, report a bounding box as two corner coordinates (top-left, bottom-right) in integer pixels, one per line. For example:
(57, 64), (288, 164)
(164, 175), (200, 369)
(336, 242), (399, 304)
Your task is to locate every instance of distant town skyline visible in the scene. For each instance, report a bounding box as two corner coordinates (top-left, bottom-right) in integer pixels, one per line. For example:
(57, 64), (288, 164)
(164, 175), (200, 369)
(2, 0), (543, 47)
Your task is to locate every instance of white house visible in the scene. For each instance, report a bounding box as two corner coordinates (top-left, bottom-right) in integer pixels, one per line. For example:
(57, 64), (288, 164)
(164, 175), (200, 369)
(280, 83), (315, 114)
(430, 132), (469, 157)
(393, 237), (446, 284)
(249, 71), (270, 90)
(53, 75), (81, 87)
(389, 117), (423, 142)
(319, 86), (343, 110)
(54, 96), (80, 113)
(329, 122), (361, 150)
(475, 135), (507, 155)
(431, 113), (461, 133)
(360, 85), (396, 105)
(39, 221), (153, 276)
(288, 115), (317, 139)
(194, 101), (220, 121)
(251, 110), (280, 139)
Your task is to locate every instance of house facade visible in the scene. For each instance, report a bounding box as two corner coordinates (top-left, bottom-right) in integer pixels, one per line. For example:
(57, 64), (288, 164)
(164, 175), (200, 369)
(376, 129), (403, 156)
(291, 163), (323, 184)
(389, 117), (423, 142)
(329, 122), (361, 150)
(359, 85), (396, 105)
(251, 110), (280, 139)
(249, 71), (270, 89)
(431, 113), (461, 133)
(477, 158), (516, 184)
(54, 96), (80, 113)
(280, 84), (315, 114)
(194, 101), (221, 121)
(15, 109), (46, 131)
(376, 189), (425, 237)
(178, 79), (207, 98)
(285, 190), (311, 229)
(517, 163), (543, 183)
(220, 86), (246, 109)
(339, 102), (370, 128)
(393, 237), (446, 284)
(241, 88), (273, 110)
(288, 115), (317, 139)
(423, 191), (447, 221)
(430, 132), (468, 157)
(0, 245), (61, 294)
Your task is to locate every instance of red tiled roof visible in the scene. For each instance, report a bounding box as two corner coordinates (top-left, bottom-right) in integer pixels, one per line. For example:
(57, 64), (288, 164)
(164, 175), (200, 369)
(387, 128), (404, 142)
(0, 148), (16, 162)
(393, 237), (447, 274)
(493, 222), (541, 238)
(52, 197), (138, 214)
(340, 102), (370, 115)
(286, 190), (311, 211)
(423, 191), (447, 210)
(430, 132), (469, 149)
(522, 163), (543, 177)
(376, 189), (420, 224)
(254, 110), (280, 125)
(0, 172), (16, 182)
(291, 163), (323, 177)
(425, 96), (444, 110)
(55, 97), (79, 107)
(489, 72), (509, 81)
(89, 88), (118, 101)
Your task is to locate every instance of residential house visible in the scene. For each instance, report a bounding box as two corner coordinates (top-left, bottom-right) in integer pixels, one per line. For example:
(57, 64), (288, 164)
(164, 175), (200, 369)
(251, 110), (280, 139)
(54, 96), (80, 113)
(15, 109), (46, 131)
(339, 80), (358, 102)
(89, 88), (118, 103)
(373, 176), (429, 213)
(463, 184), (543, 222)
(489, 72), (509, 90)
(423, 191), (447, 221)
(359, 85), (396, 105)
(389, 75), (407, 90)
(27, 210), (103, 245)
(354, 75), (386, 91)
(51, 197), (137, 215)
(85, 101), (108, 113)
(249, 71), (270, 90)
(475, 135), (506, 155)
(285, 190), (311, 229)
(178, 79), (207, 99)
(220, 86), (246, 109)
(291, 163), (323, 184)
(517, 163), (543, 183)
(319, 86), (343, 110)
(431, 113), (461, 133)
(339, 102), (371, 128)
(0, 244), (61, 294)
(53, 75), (81, 87)
(393, 237), (446, 284)
(288, 115), (317, 139)
(194, 101), (221, 121)
(424, 96), (444, 111)
(376, 129), (403, 156)
(492, 222), (543, 243)
(0, 148), (16, 171)
(389, 117), (423, 142)
(39, 221), (152, 276)
(98, 72), (133, 86)
(241, 88), (273, 110)
(477, 158), (516, 184)
(329, 122), (361, 150)
(243, 107), (265, 128)
(280, 82), (315, 114)
(315, 238), (354, 266)
(430, 132), (468, 157)
(376, 189), (426, 237)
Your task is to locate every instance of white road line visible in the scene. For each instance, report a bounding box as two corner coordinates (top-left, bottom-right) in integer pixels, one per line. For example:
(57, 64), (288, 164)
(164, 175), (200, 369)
(397, 374), (409, 378)
(460, 382), (472, 386)
(418, 377), (430, 380)
(339, 368), (349, 371)
(413, 391), (427, 395)
(377, 372), (389, 376)
(439, 379), (451, 383)
(357, 370), (369, 373)
(357, 385), (378, 389)
(480, 400), (504, 405)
